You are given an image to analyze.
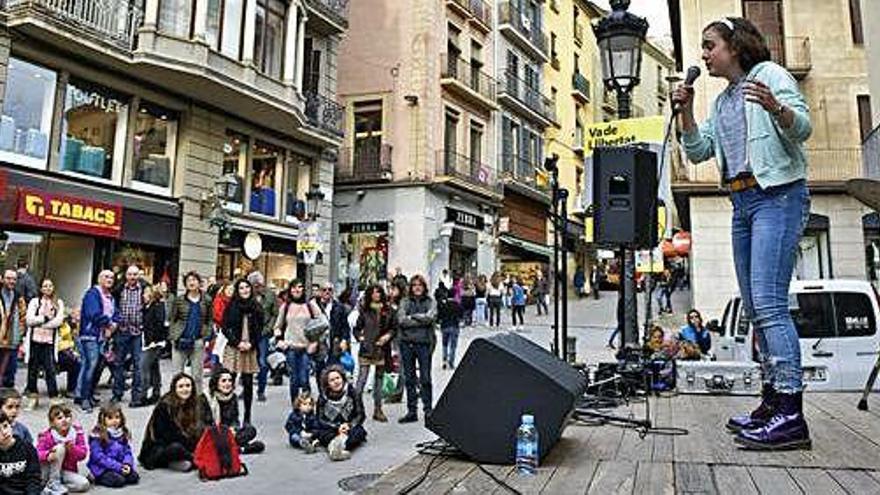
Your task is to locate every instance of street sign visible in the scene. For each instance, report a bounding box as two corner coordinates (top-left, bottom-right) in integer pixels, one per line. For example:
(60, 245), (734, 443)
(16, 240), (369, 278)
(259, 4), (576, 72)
(298, 221), (323, 265)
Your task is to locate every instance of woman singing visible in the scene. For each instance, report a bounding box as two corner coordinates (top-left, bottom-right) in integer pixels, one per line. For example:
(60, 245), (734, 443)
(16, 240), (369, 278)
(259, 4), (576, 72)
(673, 17), (812, 450)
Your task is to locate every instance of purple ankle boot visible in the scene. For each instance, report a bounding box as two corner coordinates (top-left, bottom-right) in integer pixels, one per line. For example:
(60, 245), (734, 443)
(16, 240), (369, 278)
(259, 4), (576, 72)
(726, 384), (776, 433)
(735, 392), (811, 451)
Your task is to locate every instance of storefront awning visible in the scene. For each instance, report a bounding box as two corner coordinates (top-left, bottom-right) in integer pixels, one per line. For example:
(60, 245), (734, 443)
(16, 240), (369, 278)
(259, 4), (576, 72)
(499, 235), (553, 259)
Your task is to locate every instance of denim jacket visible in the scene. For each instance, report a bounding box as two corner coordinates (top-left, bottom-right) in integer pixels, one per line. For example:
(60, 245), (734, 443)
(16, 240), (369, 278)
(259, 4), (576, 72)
(681, 61), (812, 189)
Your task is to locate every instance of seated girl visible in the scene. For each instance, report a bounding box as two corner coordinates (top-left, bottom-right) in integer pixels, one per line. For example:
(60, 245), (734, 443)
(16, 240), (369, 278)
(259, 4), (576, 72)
(138, 373), (206, 472)
(87, 404), (139, 488)
(203, 368), (265, 455)
(315, 365), (367, 461)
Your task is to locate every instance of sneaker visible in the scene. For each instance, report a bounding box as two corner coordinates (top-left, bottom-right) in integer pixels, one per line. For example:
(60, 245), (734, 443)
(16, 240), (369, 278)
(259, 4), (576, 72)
(300, 436), (318, 454)
(24, 396), (38, 411)
(257, 393), (267, 402)
(44, 479), (68, 495)
(328, 435), (349, 461)
(398, 412), (418, 424)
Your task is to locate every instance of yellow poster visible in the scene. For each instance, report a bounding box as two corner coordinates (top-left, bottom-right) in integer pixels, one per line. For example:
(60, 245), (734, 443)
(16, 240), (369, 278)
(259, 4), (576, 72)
(636, 247), (665, 274)
(585, 115), (666, 154)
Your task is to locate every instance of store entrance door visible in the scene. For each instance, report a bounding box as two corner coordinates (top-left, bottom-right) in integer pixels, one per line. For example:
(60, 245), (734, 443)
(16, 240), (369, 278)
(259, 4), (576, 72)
(449, 228), (478, 277)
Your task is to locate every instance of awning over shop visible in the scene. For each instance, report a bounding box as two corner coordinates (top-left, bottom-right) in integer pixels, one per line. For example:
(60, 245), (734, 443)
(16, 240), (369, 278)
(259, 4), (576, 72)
(499, 234), (553, 259)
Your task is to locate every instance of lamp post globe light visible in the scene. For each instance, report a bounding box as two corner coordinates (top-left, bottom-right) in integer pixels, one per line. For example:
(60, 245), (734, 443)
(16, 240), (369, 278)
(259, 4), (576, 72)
(306, 183), (326, 220)
(592, 0), (648, 119)
(592, 0), (648, 350)
(215, 173), (239, 201)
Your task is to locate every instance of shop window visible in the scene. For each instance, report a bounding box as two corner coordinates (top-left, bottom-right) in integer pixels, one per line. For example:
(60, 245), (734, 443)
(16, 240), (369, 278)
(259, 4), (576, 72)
(0, 58), (56, 169)
(132, 101), (178, 192)
(60, 80), (129, 182)
(285, 154), (310, 223)
(159, 0), (194, 38)
(254, 0), (286, 79)
(250, 140), (282, 217)
(223, 130), (248, 211)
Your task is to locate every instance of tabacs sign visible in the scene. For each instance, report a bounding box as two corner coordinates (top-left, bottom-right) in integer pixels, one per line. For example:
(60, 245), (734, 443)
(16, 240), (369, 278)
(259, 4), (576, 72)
(15, 188), (122, 238)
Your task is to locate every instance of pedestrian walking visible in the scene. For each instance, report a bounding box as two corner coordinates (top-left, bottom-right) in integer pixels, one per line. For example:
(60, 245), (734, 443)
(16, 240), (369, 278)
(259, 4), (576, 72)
(168, 272), (212, 398)
(246, 272), (277, 403)
(510, 278), (526, 330)
(460, 277), (475, 327)
(474, 275), (488, 325)
(352, 284), (393, 423)
(24, 279), (65, 409)
(573, 266), (586, 299)
(435, 286), (461, 370)
(487, 275), (503, 328)
(76, 270), (118, 413)
(396, 275), (436, 424)
(533, 271), (549, 316)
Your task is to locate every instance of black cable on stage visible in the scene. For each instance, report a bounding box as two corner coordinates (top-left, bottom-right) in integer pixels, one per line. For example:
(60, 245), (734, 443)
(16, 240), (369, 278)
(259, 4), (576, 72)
(476, 464), (523, 495)
(396, 439), (522, 495)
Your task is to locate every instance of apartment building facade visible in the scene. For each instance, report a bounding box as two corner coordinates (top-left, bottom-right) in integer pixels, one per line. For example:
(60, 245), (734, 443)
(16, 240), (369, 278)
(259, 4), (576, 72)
(0, 0), (345, 296)
(669, 0), (872, 318)
(334, 0), (500, 289)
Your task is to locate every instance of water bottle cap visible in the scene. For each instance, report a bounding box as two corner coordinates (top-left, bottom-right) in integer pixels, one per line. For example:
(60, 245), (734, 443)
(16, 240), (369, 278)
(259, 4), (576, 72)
(522, 414), (534, 424)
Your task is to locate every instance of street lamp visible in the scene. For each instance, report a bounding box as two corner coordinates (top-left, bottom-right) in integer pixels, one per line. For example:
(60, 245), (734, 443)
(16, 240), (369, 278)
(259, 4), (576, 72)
(592, 0), (648, 350)
(303, 184), (325, 299)
(201, 173), (239, 231)
(306, 183), (325, 220)
(592, 0), (648, 118)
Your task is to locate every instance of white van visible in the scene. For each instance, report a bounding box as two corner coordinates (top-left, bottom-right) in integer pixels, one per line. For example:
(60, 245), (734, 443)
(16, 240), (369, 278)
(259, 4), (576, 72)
(712, 280), (880, 392)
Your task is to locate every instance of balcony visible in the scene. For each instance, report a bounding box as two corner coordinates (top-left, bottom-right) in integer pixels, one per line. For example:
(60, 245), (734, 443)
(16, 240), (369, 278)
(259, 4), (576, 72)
(864, 125), (880, 180)
(573, 131), (585, 155)
(304, 0), (349, 34)
(336, 142), (393, 184)
(766, 36), (812, 80)
(440, 54), (498, 111)
(574, 22), (584, 46)
(550, 54), (561, 71)
(497, 71), (556, 128)
(304, 92), (344, 137)
(500, 153), (550, 202)
(447, 0), (492, 32)
(498, 1), (549, 63)
(807, 147), (862, 184)
(436, 150), (502, 197)
(4, 0), (143, 51)
(572, 72), (591, 103)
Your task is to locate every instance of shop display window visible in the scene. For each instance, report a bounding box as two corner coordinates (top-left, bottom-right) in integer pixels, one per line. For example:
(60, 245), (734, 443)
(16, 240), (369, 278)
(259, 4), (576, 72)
(285, 155), (310, 223)
(0, 58), (56, 169)
(340, 232), (389, 288)
(250, 140), (282, 217)
(223, 130), (248, 212)
(132, 101), (178, 192)
(60, 80), (129, 182)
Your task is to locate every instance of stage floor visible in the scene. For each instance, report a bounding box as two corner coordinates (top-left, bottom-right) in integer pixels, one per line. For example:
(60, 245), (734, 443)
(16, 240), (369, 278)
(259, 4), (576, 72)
(360, 393), (880, 494)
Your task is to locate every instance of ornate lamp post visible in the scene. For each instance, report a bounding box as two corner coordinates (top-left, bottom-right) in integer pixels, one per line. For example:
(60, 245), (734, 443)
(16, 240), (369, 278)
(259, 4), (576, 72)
(593, 0), (648, 349)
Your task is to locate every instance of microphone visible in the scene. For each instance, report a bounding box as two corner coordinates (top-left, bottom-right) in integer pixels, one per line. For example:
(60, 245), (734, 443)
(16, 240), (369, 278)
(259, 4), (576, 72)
(673, 66), (702, 114)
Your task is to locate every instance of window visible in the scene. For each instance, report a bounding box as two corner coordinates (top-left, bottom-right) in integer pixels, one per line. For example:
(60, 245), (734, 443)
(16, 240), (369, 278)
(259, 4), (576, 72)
(550, 32), (557, 60)
(250, 140), (282, 217)
(858, 95), (872, 142)
(849, 0), (864, 45)
(223, 130), (248, 211)
(60, 80), (129, 182)
(448, 24), (461, 78)
(132, 101), (178, 191)
(254, 0), (286, 79)
(469, 121), (483, 164)
(206, 0), (221, 48)
(834, 293), (876, 337)
(790, 293), (836, 339)
(470, 41), (483, 91)
(353, 100), (383, 172)
(303, 38), (322, 94)
(159, 0), (193, 38)
(444, 109), (459, 172)
(285, 154), (311, 222)
(0, 58), (56, 169)
(221, 0), (245, 58)
(574, 53), (580, 73)
(743, 1), (785, 64)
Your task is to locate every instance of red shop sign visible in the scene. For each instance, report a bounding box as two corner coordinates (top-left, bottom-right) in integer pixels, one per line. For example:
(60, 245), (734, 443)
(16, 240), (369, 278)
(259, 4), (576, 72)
(15, 188), (123, 238)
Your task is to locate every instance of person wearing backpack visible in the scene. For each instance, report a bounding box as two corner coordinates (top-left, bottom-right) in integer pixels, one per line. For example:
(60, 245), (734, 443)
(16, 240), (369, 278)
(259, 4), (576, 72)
(274, 279), (326, 401)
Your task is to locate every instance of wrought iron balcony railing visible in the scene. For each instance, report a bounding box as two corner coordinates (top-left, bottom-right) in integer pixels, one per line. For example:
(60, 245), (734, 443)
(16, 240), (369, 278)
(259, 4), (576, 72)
(337, 142), (393, 183)
(436, 149), (501, 195)
(498, 70), (556, 124)
(498, 1), (548, 56)
(572, 71), (591, 101)
(304, 92), (344, 137)
(501, 153), (548, 192)
(5, 0), (143, 50)
(440, 53), (497, 103)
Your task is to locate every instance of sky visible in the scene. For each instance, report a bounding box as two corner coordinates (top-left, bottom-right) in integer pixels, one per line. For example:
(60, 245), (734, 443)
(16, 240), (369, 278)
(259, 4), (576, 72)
(591, 0), (672, 41)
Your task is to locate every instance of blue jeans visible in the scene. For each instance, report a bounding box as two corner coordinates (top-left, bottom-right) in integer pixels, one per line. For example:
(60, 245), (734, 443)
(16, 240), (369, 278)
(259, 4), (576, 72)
(257, 335), (270, 396)
(400, 340), (433, 415)
(1, 347), (17, 387)
(286, 348), (310, 400)
(731, 179), (810, 393)
(474, 298), (487, 324)
(76, 339), (100, 406)
(111, 333), (143, 401)
(441, 327), (459, 366)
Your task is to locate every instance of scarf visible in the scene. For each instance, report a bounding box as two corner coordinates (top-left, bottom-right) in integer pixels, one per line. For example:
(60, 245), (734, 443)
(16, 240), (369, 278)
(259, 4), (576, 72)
(51, 426), (77, 444)
(369, 302), (383, 313)
(107, 427), (124, 439)
(321, 391), (354, 425)
(206, 390), (236, 425)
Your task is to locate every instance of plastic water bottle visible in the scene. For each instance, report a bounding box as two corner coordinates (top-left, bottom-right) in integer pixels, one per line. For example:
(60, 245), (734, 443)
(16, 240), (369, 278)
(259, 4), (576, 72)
(515, 414), (539, 475)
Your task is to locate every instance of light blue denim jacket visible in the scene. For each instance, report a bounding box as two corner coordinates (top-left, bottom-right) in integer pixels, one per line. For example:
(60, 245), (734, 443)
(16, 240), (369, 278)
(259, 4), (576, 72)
(681, 61), (812, 188)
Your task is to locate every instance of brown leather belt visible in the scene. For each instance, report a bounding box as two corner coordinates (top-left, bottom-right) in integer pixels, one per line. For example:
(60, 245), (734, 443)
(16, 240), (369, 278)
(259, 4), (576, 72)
(729, 175), (758, 193)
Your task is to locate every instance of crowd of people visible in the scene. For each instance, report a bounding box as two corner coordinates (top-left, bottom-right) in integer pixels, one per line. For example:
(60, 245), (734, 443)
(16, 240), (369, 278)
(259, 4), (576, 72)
(1, 260), (560, 493)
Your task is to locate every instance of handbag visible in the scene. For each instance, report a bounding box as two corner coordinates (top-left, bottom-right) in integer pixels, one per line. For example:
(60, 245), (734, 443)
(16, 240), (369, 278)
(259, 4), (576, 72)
(382, 372), (400, 399)
(303, 303), (329, 342)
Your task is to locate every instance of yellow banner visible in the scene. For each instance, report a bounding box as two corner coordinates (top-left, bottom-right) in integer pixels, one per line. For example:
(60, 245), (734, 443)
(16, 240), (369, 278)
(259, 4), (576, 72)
(585, 115), (666, 154)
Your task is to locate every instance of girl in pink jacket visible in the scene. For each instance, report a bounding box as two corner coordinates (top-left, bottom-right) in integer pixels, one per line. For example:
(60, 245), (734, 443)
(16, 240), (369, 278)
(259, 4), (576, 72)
(36, 403), (90, 493)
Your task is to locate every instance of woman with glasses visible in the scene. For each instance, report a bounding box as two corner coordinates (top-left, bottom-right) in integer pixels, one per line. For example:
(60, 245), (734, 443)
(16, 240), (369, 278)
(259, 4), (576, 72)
(395, 275), (436, 424)
(677, 310), (711, 356)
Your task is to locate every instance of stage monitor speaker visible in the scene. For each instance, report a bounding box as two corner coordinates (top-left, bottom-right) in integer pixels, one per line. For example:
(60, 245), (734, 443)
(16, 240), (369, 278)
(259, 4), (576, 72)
(592, 146), (659, 249)
(426, 333), (587, 465)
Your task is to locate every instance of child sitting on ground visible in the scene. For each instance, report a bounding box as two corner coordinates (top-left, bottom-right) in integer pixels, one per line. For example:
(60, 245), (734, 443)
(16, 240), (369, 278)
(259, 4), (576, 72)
(36, 403), (90, 494)
(0, 388), (33, 445)
(0, 410), (41, 494)
(87, 404), (139, 488)
(285, 392), (320, 454)
(315, 365), (367, 461)
(203, 368), (265, 455)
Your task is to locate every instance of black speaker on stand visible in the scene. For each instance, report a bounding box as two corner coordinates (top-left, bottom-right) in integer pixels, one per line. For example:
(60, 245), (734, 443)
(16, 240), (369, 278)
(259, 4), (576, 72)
(592, 146), (658, 249)
(426, 333), (587, 465)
